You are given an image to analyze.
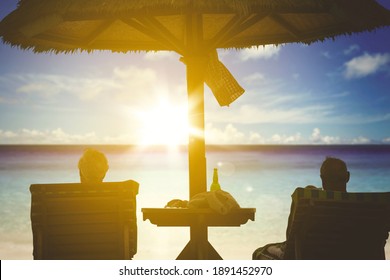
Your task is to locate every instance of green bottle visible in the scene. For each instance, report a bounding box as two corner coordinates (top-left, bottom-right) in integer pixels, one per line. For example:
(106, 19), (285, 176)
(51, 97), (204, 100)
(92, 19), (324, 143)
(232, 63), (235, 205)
(210, 168), (221, 191)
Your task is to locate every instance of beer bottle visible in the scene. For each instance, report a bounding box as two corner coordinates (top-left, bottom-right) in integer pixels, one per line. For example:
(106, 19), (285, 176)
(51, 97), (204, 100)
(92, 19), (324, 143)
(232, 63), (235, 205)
(210, 168), (221, 191)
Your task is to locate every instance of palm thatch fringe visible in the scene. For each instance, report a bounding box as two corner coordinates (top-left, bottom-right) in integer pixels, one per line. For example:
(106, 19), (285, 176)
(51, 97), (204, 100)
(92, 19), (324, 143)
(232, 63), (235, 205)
(1, 0), (389, 53)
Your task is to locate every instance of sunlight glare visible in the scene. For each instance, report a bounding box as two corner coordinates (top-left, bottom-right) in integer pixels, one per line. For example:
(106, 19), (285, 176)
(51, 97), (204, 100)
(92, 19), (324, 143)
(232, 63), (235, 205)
(137, 99), (189, 147)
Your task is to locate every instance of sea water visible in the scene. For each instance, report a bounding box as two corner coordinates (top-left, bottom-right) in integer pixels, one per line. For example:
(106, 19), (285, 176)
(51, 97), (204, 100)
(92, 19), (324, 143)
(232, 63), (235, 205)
(0, 145), (389, 260)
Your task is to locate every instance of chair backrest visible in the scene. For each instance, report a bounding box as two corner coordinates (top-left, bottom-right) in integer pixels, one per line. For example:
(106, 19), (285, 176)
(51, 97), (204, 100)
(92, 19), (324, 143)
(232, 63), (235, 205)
(30, 180), (139, 260)
(284, 187), (390, 260)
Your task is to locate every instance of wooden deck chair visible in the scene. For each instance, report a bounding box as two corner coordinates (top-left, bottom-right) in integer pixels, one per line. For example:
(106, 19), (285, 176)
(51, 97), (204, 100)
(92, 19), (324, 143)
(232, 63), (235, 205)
(30, 180), (139, 260)
(284, 187), (390, 260)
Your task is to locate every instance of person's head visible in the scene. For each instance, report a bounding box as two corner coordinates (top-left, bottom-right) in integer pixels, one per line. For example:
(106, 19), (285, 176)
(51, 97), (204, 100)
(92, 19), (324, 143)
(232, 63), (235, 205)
(320, 157), (350, 192)
(78, 148), (109, 183)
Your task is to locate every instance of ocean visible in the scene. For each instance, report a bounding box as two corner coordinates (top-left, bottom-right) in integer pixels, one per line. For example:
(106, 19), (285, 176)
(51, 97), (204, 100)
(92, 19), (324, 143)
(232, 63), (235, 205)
(0, 144), (389, 260)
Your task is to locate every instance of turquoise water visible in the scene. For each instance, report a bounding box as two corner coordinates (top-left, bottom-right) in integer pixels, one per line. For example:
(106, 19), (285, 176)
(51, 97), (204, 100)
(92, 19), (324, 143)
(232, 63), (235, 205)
(0, 145), (389, 259)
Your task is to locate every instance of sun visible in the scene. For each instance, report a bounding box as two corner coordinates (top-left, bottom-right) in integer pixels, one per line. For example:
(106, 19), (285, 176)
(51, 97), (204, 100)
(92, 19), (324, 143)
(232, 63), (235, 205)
(136, 99), (189, 147)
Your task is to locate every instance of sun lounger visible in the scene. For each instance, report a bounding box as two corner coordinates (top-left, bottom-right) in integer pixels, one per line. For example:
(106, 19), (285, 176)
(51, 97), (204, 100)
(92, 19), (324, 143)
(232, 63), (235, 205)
(30, 180), (139, 260)
(284, 187), (390, 260)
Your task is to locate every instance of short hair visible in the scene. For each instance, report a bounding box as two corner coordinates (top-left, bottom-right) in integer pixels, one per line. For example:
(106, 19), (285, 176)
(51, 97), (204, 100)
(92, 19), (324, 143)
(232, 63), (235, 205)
(78, 148), (109, 183)
(320, 157), (349, 190)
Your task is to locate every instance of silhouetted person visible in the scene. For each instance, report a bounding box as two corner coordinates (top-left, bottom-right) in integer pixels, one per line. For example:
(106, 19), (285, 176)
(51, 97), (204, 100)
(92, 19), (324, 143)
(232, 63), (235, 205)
(320, 157), (350, 192)
(78, 148), (109, 183)
(253, 157), (350, 260)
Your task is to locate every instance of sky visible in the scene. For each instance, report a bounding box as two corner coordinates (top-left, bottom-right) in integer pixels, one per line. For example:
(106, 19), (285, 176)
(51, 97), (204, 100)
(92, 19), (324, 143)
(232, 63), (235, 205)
(0, 0), (390, 146)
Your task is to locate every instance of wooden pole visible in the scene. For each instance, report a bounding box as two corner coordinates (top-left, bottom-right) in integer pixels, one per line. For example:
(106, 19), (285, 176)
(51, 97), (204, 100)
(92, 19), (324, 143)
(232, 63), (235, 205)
(186, 56), (207, 199)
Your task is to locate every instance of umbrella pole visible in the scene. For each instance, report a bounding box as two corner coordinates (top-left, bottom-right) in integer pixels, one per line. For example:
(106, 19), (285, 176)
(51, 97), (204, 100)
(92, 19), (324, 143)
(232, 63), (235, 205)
(185, 56), (207, 199)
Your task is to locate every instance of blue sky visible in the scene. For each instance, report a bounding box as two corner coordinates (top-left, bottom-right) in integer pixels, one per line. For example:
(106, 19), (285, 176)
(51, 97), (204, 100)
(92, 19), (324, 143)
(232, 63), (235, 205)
(1, 0), (390, 145)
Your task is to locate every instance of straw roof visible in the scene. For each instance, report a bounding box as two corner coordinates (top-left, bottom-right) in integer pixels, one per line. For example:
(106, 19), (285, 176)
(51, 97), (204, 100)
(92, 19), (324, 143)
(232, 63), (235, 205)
(1, 0), (389, 54)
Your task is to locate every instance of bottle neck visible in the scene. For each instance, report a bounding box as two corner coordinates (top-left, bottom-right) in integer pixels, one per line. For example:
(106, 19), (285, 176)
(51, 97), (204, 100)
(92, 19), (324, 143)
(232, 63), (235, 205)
(210, 168), (221, 191)
(213, 172), (218, 183)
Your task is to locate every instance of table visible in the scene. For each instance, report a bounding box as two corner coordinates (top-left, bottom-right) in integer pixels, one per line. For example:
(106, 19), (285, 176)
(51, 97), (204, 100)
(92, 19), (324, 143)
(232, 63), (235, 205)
(142, 208), (256, 260)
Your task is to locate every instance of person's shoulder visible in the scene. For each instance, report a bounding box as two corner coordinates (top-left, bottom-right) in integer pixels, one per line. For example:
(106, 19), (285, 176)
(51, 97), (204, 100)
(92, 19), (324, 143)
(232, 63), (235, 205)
(293, 185), (321, 190)
(304, 185), (321, 190)
(300, 185), (322, 191)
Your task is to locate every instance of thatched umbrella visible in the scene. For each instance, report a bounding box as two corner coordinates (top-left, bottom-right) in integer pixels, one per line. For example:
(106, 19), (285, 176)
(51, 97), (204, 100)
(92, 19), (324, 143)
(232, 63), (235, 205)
(1, 0), (390, 199)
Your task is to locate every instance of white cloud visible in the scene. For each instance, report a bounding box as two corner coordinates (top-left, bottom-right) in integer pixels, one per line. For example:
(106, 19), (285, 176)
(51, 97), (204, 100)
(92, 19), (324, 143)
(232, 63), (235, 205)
(0, 126), (379, 145)
(11, 73), (62, 98)
(205, 123), (246, 144)
(351, 136), (371, 144)
(331, 91), (350, 98)
(0, 127), (166, 145)
(339, 113), (390, 125)
(310, 128), (342, 144)
(17, 82), (50, 95)
(309, 128), (372, 145)
(0, 128), (100, 144)
(113, 65), (155, 81)
(143, 51), (177, 61)
(238, 45), (282, 61)
(1, 65), (168, 106)
(205, 123), (303, 144)
(309, 127), (373, 145)
(343, 44), (360, 55)
(207, 81), (355, 126)
(112, 66), (161, 102)
(242, 72), (266, 85)
(13, 73), (117, 101)
(0, 130), (17, 139)
(209, 102), (333, 125)
(344, 52), (390, 79)
(321, 51), (331, 59)
(205, 78), (388, 126)
(270, 133), (302, 144)
(8, 73), (114, 102)
(248, 132), (266, 144)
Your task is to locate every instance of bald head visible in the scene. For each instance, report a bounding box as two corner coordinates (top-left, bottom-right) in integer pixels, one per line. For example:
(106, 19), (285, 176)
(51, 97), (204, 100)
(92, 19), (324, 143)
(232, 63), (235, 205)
(78, 148), (109, 183)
